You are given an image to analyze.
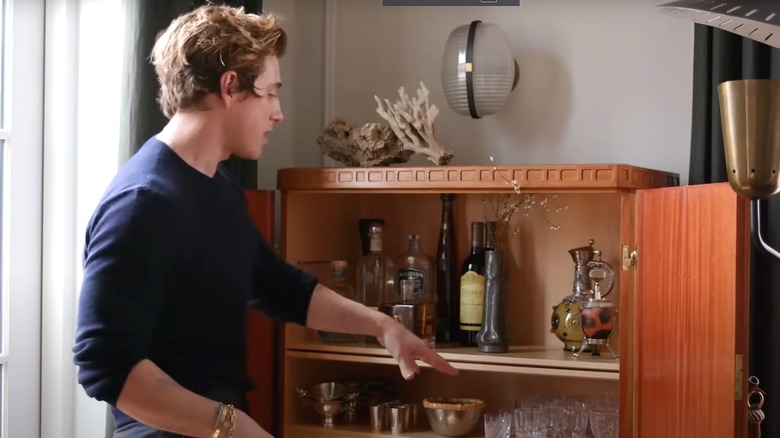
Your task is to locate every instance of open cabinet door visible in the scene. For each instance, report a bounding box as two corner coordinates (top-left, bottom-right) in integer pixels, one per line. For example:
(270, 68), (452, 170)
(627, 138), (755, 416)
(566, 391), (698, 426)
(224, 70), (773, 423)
(633, 182), (750, 438)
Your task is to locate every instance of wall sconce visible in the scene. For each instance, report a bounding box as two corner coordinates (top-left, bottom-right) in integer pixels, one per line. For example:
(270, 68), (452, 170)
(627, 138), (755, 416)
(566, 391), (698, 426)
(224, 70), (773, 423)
(441, 21), (519, 119)
(659, 0), (780, 262)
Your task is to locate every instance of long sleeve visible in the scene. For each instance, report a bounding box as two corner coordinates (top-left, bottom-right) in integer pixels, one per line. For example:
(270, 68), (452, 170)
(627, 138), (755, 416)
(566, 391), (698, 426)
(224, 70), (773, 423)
(248, 233), (317, 326)
(72, 188), (168, 405)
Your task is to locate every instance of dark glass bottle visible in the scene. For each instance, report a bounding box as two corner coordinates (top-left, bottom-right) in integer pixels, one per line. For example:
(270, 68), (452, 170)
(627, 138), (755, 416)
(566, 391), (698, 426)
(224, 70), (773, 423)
(436, 194), (458, 344)
(459, 222), (485, 347)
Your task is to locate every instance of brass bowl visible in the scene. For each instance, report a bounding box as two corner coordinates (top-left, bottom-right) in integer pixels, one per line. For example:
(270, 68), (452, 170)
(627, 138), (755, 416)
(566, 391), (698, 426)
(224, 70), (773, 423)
(422, 397), (484, 437)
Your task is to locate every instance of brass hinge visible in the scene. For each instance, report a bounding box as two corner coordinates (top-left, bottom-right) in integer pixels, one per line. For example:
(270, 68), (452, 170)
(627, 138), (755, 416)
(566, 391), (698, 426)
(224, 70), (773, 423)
(735, 354), (744, 400)
(621, 245), (638, 271)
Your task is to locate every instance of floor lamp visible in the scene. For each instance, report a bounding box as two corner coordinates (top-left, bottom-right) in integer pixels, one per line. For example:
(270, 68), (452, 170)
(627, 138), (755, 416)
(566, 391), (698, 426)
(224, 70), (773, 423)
(659, 0), (780, 263)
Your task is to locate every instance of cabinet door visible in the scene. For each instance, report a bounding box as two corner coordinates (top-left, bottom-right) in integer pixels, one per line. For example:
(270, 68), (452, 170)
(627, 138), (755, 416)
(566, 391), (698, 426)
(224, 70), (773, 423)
(244, 189), (279, 433)
(632, 182), (749, 438)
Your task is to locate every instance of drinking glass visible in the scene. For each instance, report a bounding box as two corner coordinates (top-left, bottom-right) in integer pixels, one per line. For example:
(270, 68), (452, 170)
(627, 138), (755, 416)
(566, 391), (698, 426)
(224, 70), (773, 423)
(484, 412), (511, 438)
(589, 407), (618, 438)
(513, 407), (544, 438)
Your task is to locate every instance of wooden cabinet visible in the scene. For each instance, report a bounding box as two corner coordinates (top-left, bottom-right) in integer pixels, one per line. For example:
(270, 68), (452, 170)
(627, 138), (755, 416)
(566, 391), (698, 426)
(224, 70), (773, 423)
(273, 164), (749, 438)
(244, 189), (280, 433)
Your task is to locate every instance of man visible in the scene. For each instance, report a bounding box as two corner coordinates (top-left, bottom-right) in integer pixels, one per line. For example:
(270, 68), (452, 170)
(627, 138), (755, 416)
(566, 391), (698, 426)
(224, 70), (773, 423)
(72, 5), (457, 438)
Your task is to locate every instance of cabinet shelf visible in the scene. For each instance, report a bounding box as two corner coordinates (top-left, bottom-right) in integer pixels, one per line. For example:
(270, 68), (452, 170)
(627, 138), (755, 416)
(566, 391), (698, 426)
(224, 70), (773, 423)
(286, 422), (483, 438)
(286, 342), (618, 380)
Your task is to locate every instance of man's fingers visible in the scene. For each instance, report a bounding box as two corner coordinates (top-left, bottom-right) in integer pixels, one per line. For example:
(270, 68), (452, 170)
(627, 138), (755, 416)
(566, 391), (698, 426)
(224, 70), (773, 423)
(422, 350), (459, 376)
(398, 356), (419, 380)
(399, 349), (458, 380)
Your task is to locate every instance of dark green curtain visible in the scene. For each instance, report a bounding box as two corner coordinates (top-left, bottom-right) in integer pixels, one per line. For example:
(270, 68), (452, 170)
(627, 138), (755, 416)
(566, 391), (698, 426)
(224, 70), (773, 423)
(690, 24), (780, 437)
(119, 0), (263, 188)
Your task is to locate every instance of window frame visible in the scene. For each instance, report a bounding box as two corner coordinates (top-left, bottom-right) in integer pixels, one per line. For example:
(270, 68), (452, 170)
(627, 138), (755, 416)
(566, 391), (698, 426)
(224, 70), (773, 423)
(2, 0), (44, 437)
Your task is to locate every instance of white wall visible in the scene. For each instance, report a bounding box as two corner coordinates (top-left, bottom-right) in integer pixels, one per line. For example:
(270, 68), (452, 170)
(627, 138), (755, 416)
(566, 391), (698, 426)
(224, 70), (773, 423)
(258, 0), (327, 191)
(271, 0), (695, 184)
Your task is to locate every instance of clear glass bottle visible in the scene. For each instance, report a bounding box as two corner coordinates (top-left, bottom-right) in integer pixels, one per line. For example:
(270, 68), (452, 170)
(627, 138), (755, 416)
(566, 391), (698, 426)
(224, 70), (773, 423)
(318, 260), (361, 344)
(393, 234), (436, 347)
(459, 222), (485, 347)
(357, 223), (395, 312)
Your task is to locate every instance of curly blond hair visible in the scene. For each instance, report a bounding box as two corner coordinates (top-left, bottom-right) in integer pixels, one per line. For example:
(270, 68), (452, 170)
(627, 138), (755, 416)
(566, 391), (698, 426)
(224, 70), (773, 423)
(150, 5), (287, 118)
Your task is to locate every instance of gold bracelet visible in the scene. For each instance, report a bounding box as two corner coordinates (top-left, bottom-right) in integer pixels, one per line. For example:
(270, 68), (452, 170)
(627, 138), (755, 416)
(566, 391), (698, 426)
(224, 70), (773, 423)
(211, 403), (236, 438)
(211, 403), (226, 438)
(226, 404), (236, 438)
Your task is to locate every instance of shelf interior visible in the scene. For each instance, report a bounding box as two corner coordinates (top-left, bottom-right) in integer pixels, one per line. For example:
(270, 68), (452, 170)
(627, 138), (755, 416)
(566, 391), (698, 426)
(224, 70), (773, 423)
(286, 341), (619, 375)
(284, 191), (625, 353)
(284, 357), (618, 438)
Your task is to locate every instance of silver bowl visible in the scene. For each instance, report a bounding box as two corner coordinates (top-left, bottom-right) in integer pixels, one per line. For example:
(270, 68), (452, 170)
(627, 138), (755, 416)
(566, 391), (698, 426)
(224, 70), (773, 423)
(305, 399), (347, 428)
(422, 398), (484, 437)
(295, 382), (359, 428)
(297, 382), (347, 401)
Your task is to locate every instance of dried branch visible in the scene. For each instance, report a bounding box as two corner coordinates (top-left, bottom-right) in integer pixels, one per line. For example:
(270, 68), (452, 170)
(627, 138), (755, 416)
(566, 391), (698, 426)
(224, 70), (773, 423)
(483, 157), (568, 250)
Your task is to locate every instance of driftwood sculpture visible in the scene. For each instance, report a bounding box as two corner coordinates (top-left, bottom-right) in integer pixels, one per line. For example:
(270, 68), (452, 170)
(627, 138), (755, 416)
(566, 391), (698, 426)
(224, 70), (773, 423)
(317, 119), (413, 167)
(318, 82), (454, 166)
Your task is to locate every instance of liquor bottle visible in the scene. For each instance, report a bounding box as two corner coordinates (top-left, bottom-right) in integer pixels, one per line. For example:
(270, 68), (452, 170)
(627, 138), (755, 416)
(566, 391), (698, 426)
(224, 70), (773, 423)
(459, 222), (485, 347)
(395, 234), (436, 347)
(318, 261), (361, 344)
(357, 222), (395, 312)
(378, 278), (416, 335)
(436, 194), (458, 344)
(358, 218), (385, 256)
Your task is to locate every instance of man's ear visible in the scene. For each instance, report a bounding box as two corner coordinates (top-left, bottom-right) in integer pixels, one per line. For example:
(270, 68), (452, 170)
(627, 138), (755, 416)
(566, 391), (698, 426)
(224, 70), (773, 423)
(219, 70), (240, 105)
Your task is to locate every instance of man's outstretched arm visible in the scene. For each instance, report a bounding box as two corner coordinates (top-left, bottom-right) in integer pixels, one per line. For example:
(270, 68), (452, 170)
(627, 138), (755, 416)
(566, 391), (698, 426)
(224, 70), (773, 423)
(305, 284), (459, 380)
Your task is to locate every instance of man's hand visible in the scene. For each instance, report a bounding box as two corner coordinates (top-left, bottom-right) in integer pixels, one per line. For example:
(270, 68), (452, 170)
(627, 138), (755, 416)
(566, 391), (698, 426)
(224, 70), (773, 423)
(306, 284), (459, 380)
(376, 317), (459, 380)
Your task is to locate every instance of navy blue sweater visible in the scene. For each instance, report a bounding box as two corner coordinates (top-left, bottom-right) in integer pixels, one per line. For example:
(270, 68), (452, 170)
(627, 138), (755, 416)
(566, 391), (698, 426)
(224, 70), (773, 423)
(72, 137), (316, 428)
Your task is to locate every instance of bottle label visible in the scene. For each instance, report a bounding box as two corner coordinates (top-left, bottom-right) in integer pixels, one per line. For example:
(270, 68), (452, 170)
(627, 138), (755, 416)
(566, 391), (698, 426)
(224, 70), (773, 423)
(398, 268), (426, 296)
(459, 270), (485, 330)
(370, 237), (383, 253)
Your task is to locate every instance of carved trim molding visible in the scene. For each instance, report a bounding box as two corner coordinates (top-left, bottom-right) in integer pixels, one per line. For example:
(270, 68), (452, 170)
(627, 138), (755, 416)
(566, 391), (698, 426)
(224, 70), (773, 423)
(278, 165), (680, 192)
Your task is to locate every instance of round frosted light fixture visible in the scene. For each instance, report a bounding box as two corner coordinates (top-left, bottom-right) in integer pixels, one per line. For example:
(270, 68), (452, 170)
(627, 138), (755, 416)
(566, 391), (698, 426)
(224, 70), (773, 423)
(441, 21), (518, 119)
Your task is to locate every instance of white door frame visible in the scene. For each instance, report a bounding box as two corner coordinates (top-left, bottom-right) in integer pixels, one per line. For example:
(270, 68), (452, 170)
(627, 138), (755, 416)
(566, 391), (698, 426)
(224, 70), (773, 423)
(3, 0), (44, 437)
